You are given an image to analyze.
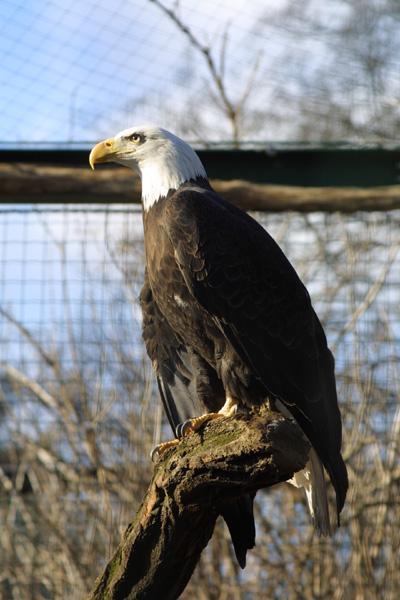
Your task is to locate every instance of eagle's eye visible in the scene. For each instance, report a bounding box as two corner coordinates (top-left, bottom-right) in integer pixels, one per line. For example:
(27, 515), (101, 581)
(128, 132), (142, 144)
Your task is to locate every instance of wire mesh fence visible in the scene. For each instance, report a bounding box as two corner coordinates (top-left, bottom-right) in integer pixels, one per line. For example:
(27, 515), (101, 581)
(0, 203), (399, 599)
(2, 0), (400, 145)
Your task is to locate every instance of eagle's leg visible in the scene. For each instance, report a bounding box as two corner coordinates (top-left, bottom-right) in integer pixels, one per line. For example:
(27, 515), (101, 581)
(180, 395), (239, 436)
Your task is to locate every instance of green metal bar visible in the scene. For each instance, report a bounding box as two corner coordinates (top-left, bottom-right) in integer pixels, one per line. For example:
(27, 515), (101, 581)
(1, 147), (400, 187)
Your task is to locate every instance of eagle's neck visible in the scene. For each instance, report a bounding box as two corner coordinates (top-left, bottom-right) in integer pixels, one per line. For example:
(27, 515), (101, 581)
(139, 145), (207, 211)
(141, 167), (184, 211)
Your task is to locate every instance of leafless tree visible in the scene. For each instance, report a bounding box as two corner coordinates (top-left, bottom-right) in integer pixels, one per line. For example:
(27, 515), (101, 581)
(145, 0), (400, 143)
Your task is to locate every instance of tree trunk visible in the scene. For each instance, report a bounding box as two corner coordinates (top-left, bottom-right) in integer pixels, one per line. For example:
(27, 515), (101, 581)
(85, 408), (310, 600)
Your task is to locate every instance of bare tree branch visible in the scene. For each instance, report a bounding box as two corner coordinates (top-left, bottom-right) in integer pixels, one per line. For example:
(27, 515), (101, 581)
(148, 0), (262, 144)
(149, 0), (236, 131)
(1, 363), (58, 410)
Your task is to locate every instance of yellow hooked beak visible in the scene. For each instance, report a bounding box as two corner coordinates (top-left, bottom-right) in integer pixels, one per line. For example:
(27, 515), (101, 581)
(89, 137), (117, 169)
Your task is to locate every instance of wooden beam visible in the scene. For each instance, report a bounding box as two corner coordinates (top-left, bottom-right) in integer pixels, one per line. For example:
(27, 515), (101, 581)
(2, 163), (400, 212)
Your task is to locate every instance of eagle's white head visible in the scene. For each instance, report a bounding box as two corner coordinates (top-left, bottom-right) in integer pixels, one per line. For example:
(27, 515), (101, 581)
(89, 126), (207, 210)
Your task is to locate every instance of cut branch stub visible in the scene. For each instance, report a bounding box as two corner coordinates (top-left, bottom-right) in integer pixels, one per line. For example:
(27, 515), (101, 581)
(86, 409), (310, 600)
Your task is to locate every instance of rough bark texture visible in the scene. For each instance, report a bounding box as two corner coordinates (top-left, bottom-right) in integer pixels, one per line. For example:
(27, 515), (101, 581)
(85, 409), (310, 600)
(2, 163), (400, 212)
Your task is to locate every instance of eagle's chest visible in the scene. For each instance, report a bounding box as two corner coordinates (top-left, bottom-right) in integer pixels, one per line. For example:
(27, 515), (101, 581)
(143, 212), (218, 359)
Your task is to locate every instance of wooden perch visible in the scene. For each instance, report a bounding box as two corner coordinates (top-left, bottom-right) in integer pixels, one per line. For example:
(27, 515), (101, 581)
(2, 163), (400, 212)
(85, 408), (310, 600)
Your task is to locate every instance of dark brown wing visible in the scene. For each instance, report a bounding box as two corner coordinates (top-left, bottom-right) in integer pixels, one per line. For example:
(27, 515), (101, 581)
(139, 270), (205, 432)
(139, 269), (255, 567)
(164, 182), (348, 515)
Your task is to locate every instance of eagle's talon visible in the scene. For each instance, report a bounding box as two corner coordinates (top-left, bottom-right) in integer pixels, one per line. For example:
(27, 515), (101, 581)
(175, 422), (185, 438)
(180, 398), (240, 438)
(150, 446), (161, 462)
(181, 418), (196, 436)
(150, 438), (180, 462)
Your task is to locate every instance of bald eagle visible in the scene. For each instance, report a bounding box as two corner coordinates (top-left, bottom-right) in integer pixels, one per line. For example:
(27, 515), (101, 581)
(90, 126), (348, 568)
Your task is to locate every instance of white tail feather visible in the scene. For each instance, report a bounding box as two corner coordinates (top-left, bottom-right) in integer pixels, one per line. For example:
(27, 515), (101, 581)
(275, 399), (332, 536)
(287, 447), (331, 536)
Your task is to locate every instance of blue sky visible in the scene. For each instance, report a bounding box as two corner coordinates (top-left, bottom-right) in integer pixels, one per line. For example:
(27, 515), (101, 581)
(2, 0), (399, 145)
(0, 0), (269, 144)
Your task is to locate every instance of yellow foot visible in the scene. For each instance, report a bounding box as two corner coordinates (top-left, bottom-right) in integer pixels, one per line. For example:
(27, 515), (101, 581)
(182, 396), (239, 435)
(151, 397), (239, 461)
(150, 438), (180, 462)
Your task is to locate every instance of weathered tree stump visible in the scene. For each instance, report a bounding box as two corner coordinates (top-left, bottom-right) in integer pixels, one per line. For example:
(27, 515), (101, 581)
(85, 408), (310, 600)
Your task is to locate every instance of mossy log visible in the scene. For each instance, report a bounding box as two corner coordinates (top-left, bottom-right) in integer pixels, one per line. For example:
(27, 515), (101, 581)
(85, 408), (310, 600)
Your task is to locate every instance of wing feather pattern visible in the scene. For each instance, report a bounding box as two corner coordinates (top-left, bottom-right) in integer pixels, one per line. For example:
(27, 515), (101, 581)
(164, 184), (347, 515)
